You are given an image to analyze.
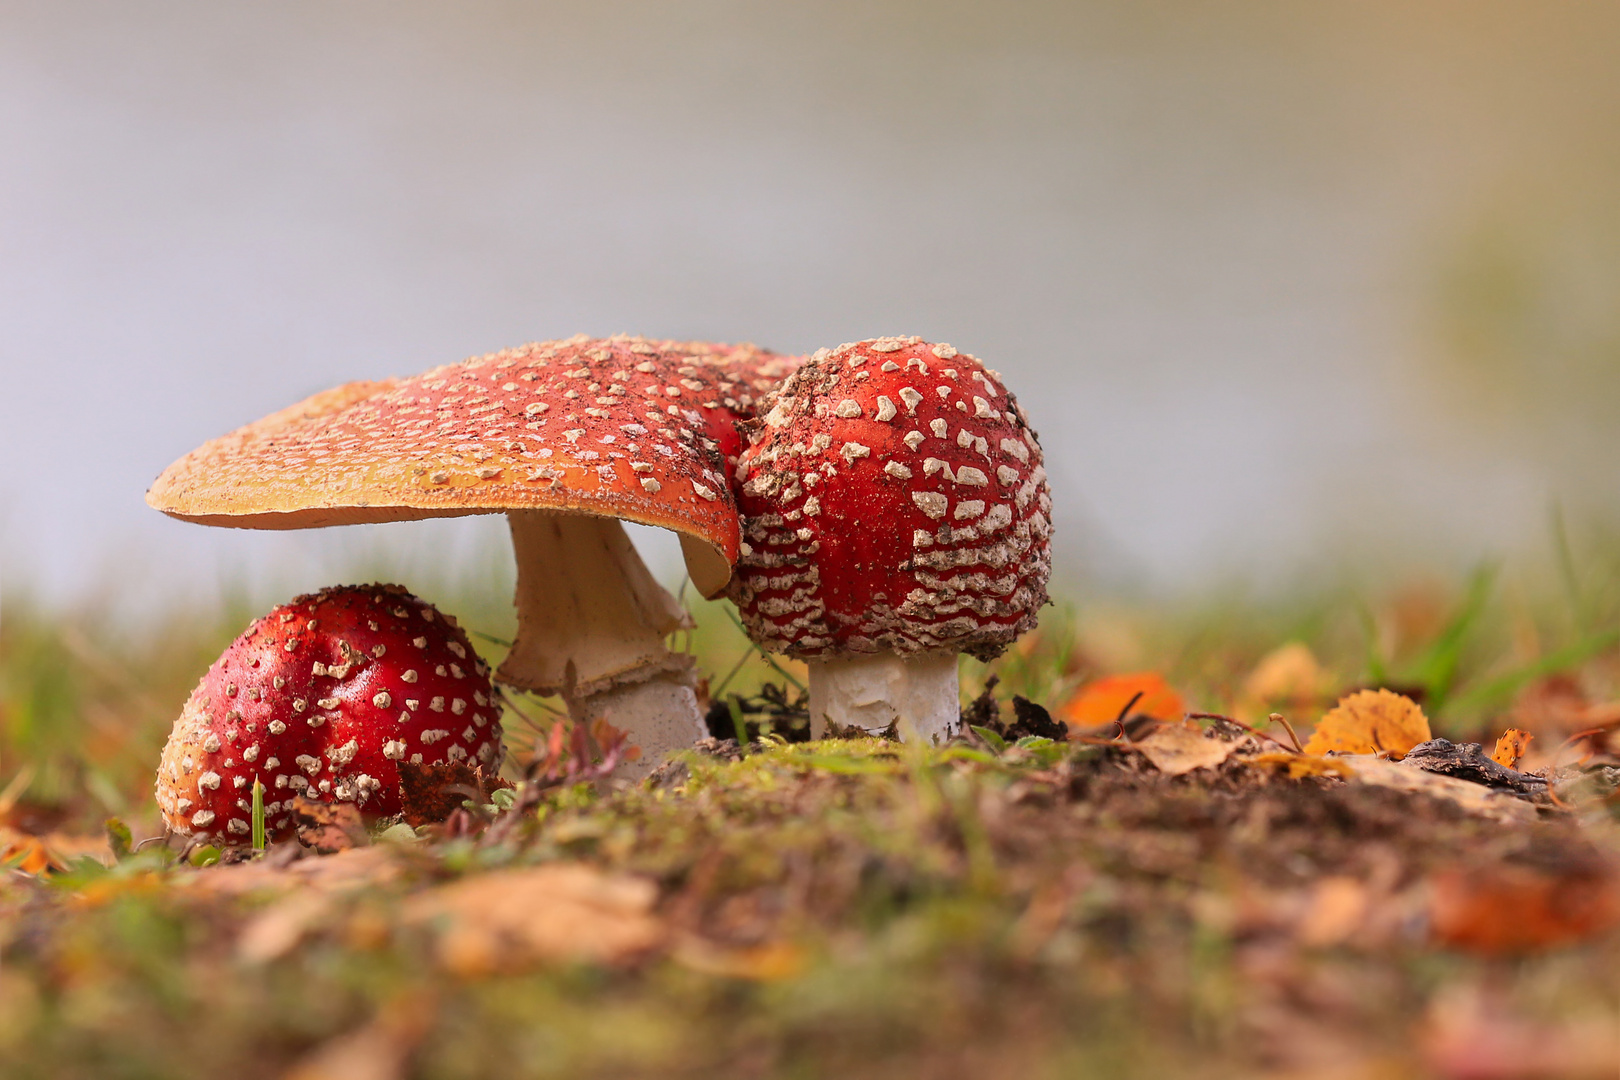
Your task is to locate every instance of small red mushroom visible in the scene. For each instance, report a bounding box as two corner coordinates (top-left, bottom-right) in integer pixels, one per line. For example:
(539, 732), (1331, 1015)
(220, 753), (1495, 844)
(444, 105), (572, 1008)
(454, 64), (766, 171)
(729, 336), (1052, 743)
(155, 584), (503, 844)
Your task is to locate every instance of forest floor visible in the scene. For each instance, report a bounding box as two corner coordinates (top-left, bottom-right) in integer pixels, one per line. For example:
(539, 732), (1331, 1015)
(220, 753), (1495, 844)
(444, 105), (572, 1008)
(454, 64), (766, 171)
(3, 556), (1620, 1078)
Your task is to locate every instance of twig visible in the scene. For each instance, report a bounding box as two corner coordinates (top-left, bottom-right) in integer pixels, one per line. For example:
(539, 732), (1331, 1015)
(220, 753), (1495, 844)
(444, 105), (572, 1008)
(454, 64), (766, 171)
(710, 646), (755, 699)
(1186, 711), (1296, 752)
(719, 606), (806, 692)
(1083, 689), (1147, 741)
(1268, 712), (1305, 753)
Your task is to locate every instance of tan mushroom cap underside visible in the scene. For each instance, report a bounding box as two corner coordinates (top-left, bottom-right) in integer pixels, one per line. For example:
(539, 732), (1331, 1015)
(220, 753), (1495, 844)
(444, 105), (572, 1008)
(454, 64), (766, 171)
(148, 335), (796, 594)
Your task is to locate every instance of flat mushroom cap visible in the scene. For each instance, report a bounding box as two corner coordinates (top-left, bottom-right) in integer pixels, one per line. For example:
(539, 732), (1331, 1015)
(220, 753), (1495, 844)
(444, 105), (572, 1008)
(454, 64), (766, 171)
(729, 336), (1052, 660)
(147, 335), (798, 596)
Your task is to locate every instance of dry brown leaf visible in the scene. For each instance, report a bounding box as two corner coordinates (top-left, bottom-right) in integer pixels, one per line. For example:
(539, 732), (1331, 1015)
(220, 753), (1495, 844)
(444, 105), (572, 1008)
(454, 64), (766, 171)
(1429, 864), (1620, 955)
(1490, 728), (1533, 769)
(1060, 672), (1184, 728)
(1303, 689), (1431, 757)
(291, 796), (369, 854)
(402, 863), (663, 976)
(1242, 642), (1327, 704)
(1334, 756), (1536, 824)
(1133, 722), (1240, 776)
(397, 761), (511, 828)
(1510, 673), (1590, 736)
(239, 891), (334, 964)
(180, 846), (401, 899)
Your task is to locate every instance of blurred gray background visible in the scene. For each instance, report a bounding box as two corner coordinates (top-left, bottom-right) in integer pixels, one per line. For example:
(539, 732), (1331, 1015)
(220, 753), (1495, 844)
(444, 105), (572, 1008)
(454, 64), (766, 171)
(4, 1), (1619, 613)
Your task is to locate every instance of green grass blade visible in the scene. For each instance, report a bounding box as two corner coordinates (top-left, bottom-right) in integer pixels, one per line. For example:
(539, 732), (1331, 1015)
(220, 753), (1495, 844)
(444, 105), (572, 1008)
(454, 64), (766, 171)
(727, 696), (748, 745)
(251, 780), (265, 851)
(1406, 564), (1495, 713)
(1448, 625), (1620, 717)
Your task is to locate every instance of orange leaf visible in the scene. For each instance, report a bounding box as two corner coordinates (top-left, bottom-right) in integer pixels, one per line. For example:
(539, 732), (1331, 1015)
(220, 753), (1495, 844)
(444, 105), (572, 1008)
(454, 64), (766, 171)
(1303, 689), (1431, 757)
(1491, 728), (1532, 769)
(1059, 672), (1184, 728)
(0, 826), (111, 876)
(1429, 864), (1620, 955)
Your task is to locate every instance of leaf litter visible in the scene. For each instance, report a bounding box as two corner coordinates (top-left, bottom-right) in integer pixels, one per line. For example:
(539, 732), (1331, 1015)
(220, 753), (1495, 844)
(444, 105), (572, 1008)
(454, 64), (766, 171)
(7, 564), (1620, 1078)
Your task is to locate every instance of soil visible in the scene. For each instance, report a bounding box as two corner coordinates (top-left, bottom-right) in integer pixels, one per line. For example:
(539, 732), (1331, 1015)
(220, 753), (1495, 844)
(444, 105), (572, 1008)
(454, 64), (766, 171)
(0, 730), (1616, 1079)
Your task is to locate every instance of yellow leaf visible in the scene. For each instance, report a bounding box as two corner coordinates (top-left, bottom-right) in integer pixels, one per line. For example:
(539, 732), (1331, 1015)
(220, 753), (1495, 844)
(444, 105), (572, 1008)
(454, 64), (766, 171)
(1303, 689), (1431, 757)
(1245, 752), (1354, 779)
(1491, 728), (1532, 769)
(1060, 672), (1184, 728)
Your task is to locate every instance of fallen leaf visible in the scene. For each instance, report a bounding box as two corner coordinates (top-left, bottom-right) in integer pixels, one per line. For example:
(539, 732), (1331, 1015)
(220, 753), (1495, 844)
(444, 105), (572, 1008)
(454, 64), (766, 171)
(292, 796), (369, 854)
(1244, 752), (1354, 779)
(1303, 689), (1431, 757)
(1490, 728), (1533, 769)
(1242, 642), (1327, 705)
(0, 826), (113, 876)
(1133, 722), (1240, 776)
(180, 846), (401, 899)
(1429, 864), (1620, 955)
(402, 863), (663, 976)
(239, 891), (334, 963)
(397, 761), (511, 828)
(1510, 673), (1590, 736)
(1060, 672), (1184, 728)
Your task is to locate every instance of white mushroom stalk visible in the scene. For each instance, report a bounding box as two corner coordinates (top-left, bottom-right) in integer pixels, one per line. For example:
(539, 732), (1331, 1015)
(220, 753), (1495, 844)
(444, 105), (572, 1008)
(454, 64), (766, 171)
(500, 510), (706, 777)
(806, 652), (961, 741)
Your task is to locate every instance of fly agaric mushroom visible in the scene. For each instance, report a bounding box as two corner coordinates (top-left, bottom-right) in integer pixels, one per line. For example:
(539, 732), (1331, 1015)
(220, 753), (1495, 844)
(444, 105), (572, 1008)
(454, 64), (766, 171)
(147, 336), (798, 776)
(729, 336), (1051, 743)
(155, 584), (502, 844)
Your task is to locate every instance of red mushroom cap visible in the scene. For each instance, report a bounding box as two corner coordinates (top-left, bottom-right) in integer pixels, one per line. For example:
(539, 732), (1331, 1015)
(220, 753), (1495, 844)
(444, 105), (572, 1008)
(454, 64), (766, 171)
(729, 336), (1051, 660)
(146, 336), (799, 598)
(155, 584), (503, 844)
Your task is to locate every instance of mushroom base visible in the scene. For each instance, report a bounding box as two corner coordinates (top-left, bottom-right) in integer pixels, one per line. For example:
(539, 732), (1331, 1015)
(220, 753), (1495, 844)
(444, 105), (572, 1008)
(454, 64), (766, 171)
(807, 653), (961, 745)
(569, 670), (710, 781)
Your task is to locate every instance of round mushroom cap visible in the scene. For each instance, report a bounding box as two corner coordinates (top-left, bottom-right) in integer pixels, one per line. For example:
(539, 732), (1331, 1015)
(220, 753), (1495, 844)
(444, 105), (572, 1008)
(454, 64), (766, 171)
(155, 584), (502, 844)
(147, 335), (799, 594)
(729, 336), (1052, 661)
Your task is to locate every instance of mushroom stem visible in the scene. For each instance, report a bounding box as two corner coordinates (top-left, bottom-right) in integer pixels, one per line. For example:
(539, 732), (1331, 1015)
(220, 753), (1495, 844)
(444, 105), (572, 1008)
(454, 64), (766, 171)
(807, 653), (961, 745)
(498, 510), (707, 773)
